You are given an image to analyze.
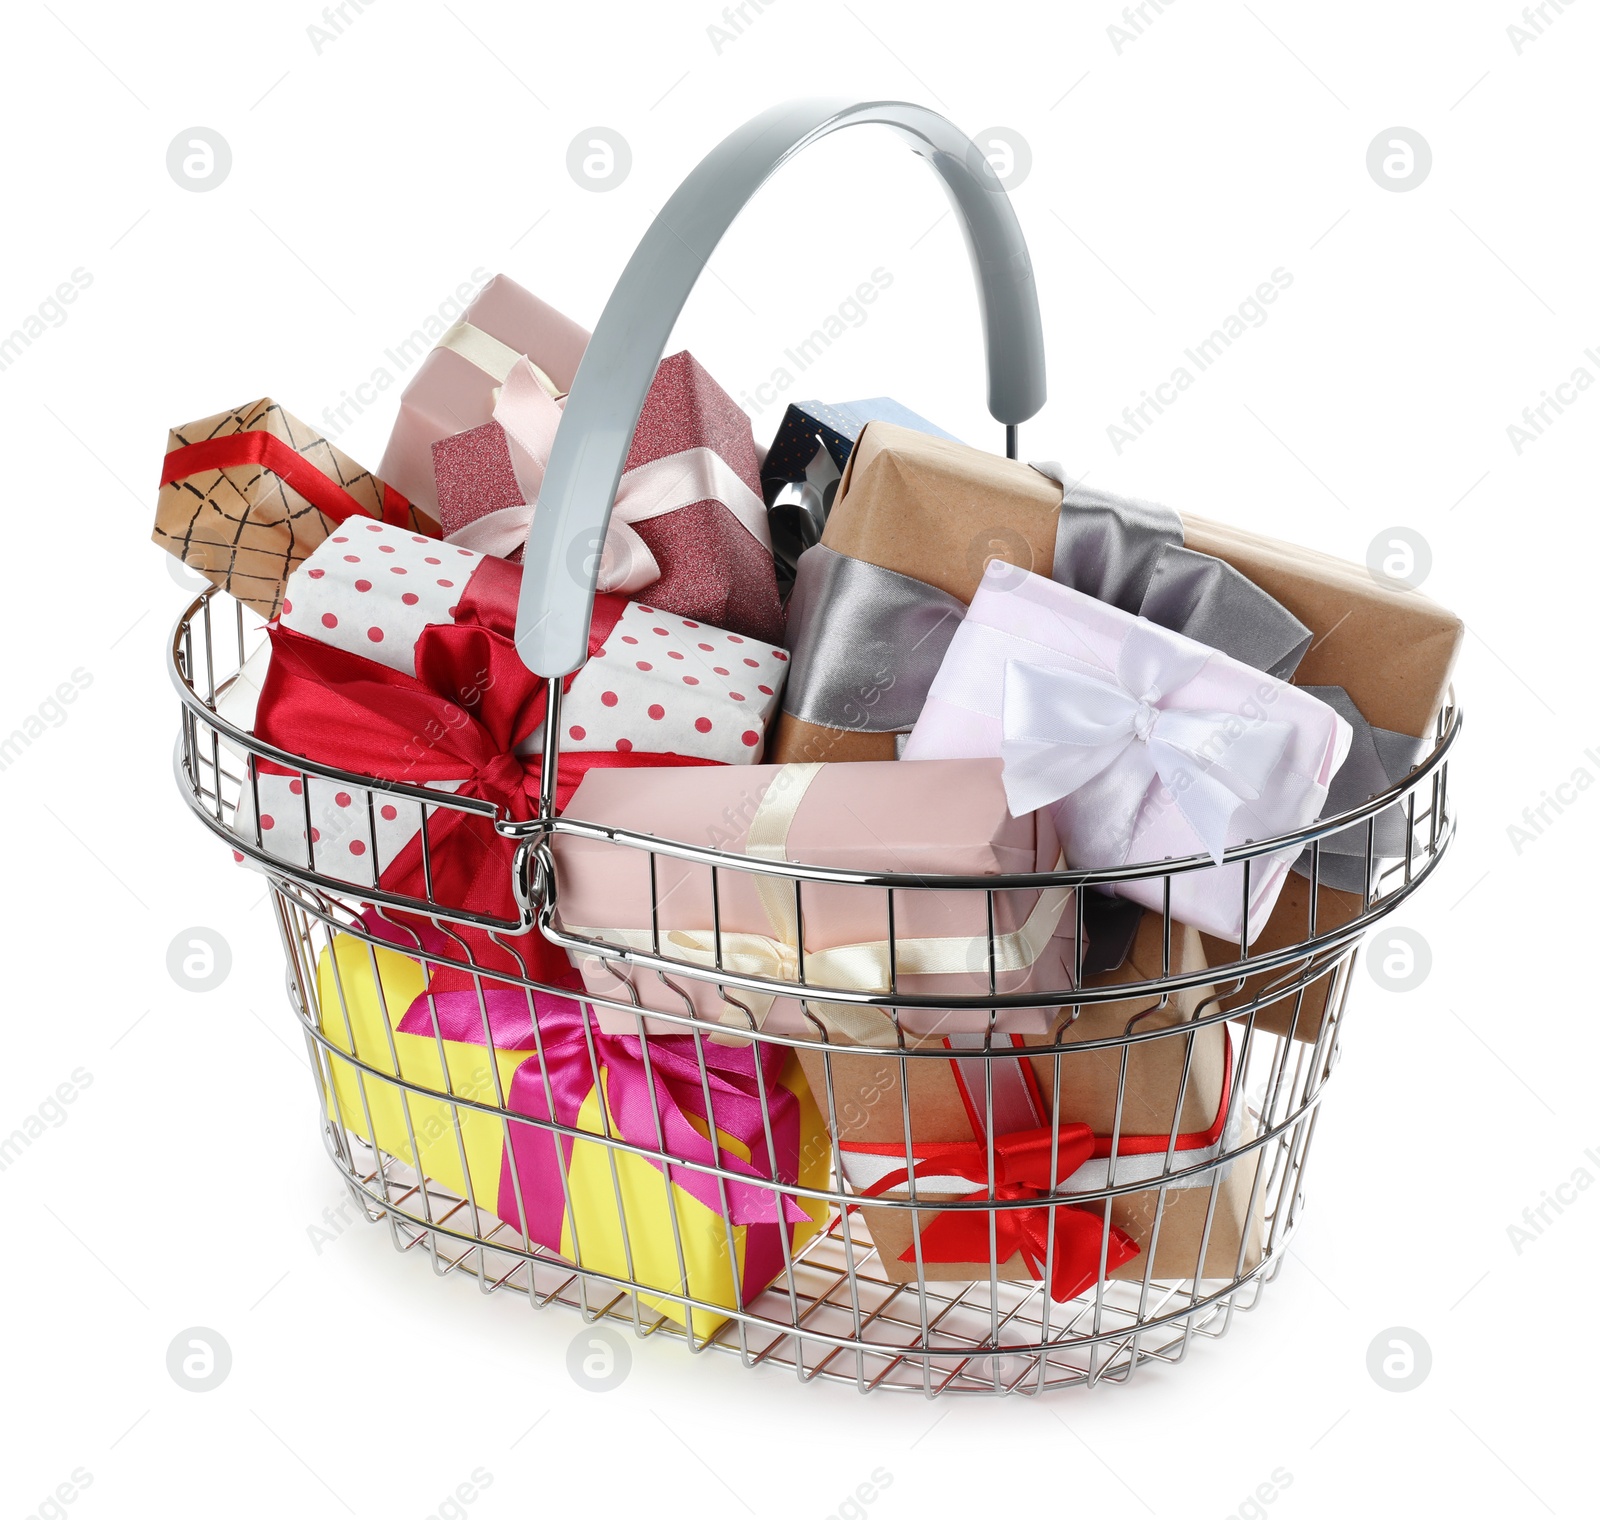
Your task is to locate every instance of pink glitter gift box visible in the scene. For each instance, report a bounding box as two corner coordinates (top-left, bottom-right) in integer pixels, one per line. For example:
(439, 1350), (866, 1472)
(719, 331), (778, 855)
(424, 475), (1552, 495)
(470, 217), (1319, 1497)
(432, 350), (786, 647)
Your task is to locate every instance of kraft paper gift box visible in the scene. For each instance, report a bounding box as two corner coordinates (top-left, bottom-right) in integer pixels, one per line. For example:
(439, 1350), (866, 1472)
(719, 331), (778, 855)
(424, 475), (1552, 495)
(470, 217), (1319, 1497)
(315, 931), (829, 1336)
(772, 423), (1460, 1033)
(773, 427), (1461, 762)
(550, 758), (1079, 1041)
(433, 350), (786, 645)
(761, 399), (959, 591)
(235, 519), (787, 982)
(792, 912), (1263, 1293)
(902, 563), (1352, 944)
(378, 273), (588, 518)
(153, 398), (435, 620)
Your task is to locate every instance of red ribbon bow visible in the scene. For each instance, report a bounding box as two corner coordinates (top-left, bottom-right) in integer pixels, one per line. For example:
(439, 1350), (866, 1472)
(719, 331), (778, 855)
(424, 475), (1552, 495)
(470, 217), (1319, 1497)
(859, 1124), (1140, 1302)
(252, 574), (714, 981)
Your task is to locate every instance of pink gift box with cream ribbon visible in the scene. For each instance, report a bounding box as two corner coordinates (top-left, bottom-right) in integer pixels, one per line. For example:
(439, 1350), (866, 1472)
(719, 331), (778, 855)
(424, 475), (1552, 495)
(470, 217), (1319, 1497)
(550, 758), (1078, 1040)
(378, 273), (588, 518)
(902, 563), (1352, 943)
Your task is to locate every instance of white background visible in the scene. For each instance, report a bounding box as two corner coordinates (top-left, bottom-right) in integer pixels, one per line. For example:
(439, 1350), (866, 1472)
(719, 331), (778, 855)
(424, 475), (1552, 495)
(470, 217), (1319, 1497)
(1, 2), (1594, 1516)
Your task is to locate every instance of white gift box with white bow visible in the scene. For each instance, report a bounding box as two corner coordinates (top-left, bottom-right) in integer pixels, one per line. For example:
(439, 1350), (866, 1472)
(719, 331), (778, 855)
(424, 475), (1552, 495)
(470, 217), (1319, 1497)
(902, 563), (1352, 942)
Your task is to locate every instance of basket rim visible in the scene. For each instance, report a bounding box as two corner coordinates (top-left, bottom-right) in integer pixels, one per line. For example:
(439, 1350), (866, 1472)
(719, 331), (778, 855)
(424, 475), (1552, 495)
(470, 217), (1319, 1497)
(168, 587), (1462, 892)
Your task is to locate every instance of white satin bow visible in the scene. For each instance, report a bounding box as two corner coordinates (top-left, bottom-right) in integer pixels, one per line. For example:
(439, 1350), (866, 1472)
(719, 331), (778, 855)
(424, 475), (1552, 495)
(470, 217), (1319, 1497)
(999, 623), (1294, 865)
(446, 357), (770, 593)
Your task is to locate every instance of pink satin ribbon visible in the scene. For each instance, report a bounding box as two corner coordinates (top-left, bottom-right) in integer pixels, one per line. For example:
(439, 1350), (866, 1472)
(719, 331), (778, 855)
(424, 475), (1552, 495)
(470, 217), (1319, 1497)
(447, 357), (771, 593)
(372, 917), (809, 1284)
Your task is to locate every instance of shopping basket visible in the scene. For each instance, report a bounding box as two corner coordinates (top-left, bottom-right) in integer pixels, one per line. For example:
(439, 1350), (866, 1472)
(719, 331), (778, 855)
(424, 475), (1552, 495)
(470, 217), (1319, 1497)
(167, 98), (1461, 1394)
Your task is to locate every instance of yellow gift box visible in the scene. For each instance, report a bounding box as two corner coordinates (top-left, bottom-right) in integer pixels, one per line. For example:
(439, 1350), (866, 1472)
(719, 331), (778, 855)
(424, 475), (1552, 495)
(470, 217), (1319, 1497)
(314, 934), (829, 1336)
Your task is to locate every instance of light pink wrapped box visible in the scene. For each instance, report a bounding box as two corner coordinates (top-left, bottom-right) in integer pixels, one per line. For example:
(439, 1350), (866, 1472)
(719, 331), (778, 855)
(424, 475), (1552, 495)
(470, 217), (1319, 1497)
(902, 564), (1351, 944)
(551, 758), (1077, 1040)
(379, 274), (590, 517)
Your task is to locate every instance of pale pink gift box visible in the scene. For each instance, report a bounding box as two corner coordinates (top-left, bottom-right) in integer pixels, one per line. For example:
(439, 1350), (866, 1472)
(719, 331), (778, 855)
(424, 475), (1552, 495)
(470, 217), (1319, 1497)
(902, 564), (1351, 944)
(378, 274), (589, 517)
(551, 758), (1078, 1040)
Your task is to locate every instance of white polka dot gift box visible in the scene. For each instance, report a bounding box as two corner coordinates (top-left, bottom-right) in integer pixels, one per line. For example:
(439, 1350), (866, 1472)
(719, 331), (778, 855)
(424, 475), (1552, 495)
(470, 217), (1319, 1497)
(227, 518), (789, 897)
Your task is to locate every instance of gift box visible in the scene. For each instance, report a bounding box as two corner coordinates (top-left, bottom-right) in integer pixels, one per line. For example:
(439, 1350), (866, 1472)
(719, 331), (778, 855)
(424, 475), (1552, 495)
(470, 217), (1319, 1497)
(153, 399), (434, 619)
(771, 421), (1457, 748)
(902, 563), (1352, 943)
(433, 350), (785, 645)
(769, 424), (1058, 764)
(551, 758), (1078, 1040)
(761, 399), (959, 591)
(768, 424), (1460, 1028)
(763, 398), (962, 488)
(792, 914), (1263, 1293)
(315, 930), (829, 1336)
(771, 426), (1316, 763)
(378, 273), (588, 518)
(1009, 468), (1458, 1039)
(237, 520), (786, 979)
(429, 357), (566, 555)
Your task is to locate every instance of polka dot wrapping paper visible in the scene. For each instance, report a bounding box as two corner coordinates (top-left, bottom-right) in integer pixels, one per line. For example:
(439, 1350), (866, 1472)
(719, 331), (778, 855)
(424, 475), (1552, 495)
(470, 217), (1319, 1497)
(277, 520), (788, 765)
(277, 518), (478, 670)
(549, 601), (787, 767)
(233, 520), (789, 894)
(231, 769), (459, 888)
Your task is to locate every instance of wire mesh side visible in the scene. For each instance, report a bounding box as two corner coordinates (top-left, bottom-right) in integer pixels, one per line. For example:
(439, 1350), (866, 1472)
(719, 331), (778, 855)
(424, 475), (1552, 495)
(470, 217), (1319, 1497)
(274, 887), (1352, 1394)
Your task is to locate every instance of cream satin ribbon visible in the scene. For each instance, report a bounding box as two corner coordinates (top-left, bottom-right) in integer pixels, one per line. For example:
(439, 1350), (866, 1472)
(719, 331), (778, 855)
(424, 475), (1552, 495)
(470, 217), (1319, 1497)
(568, 763), (1073, 1043)
(439, 320), (564, 396)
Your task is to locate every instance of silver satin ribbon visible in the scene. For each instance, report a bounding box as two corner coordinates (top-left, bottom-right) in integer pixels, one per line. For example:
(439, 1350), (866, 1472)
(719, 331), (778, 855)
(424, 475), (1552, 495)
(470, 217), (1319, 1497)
(780, 461), (1313, 737)
(779, 451), (1415, 883)
(1291, 686), (1426, 892)
(1032, 462), (1314, 680)
(782, 545), (965, 734)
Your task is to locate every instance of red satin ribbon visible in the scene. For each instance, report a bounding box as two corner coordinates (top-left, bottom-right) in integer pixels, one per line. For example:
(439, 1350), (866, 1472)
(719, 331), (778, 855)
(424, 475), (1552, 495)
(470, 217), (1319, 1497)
(859, 1124), (1141, 1301)
(253, 599), (716, 979)
(161, 429), (420, 530)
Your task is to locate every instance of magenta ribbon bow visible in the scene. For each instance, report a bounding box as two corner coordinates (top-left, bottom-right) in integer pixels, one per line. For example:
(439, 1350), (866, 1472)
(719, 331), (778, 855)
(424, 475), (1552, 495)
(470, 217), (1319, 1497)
(381, 930), (809, 1281)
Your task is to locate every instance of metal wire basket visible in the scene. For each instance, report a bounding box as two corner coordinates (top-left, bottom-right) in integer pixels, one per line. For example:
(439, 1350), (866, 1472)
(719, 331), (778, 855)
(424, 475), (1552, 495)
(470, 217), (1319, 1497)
(166, 99), (1460, 1394)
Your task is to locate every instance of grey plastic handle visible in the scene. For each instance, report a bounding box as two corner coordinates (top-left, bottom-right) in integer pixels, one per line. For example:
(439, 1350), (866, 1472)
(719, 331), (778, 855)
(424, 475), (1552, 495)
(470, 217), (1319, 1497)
(514, 98), (1047, 677)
